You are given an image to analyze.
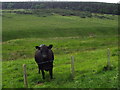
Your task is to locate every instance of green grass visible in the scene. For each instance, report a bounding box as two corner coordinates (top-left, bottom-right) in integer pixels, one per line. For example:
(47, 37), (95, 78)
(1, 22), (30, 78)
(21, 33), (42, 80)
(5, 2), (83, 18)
(2, 36), (118, 61)
(2, 44), (118, 88)
(2, 12), (118, 41)
(2, 11), (118, 88)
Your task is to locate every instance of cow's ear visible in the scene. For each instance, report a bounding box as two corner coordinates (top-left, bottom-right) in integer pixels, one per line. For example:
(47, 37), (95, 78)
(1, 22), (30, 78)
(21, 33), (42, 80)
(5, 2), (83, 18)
(35, 46), (40, 50)
(48, 44), (53, 49)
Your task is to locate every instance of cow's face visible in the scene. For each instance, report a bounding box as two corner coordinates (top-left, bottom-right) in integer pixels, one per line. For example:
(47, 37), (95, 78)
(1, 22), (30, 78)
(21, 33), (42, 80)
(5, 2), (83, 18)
(35, 44), (53, 58)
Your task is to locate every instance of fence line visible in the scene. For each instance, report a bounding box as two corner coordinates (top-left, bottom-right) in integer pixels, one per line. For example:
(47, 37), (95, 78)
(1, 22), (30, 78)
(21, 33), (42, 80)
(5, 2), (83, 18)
(71, 56), (75, 79)
(23, 64), (28, 88)
(107, 48), (111, 68)
(22, 48), (112, 87)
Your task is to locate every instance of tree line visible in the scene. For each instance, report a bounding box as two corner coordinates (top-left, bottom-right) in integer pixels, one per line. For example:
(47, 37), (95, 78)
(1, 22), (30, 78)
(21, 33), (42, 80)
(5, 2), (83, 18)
(2, 2), (119, 15)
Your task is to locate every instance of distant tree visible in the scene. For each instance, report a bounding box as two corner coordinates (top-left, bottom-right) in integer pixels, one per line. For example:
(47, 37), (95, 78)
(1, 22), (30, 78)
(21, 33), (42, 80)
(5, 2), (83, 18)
(7, 3), (14, 9)
(32, 4), (45, 9)
(34, 5), (40, 9)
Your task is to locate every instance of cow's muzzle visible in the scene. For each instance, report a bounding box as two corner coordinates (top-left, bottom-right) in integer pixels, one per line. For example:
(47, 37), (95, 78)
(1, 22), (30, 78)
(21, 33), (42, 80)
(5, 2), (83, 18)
(42, 55), (47, 58)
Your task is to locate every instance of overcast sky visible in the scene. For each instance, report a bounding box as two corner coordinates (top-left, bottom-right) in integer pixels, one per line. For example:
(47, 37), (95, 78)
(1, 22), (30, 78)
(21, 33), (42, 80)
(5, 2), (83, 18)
(1, 0), (120, 3)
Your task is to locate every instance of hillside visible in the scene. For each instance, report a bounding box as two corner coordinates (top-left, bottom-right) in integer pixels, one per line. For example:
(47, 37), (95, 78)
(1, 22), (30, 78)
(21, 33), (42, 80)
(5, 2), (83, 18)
(2, 9), (119, 88)
(2, 9), (118, 42)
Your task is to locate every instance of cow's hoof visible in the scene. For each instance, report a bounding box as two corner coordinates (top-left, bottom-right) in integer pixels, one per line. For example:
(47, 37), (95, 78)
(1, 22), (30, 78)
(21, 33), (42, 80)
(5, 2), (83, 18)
(51, 77), (55, 79)
(37, 81), (44, 84)
(43, 78), (45, 79)
(37, 81), (40, 84)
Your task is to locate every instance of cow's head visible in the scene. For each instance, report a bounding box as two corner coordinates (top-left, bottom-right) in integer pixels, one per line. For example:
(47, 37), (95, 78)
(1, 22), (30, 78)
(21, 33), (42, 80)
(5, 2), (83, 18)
(35, 44), (53, 58)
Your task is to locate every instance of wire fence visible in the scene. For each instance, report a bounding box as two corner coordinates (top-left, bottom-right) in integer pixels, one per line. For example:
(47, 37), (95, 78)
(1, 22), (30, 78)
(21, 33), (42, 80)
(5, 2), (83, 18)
(4, 48), (112, 88)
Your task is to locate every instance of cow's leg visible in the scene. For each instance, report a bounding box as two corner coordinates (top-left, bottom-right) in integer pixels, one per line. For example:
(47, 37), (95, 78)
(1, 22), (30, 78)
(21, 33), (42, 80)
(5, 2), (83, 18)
(49, 68), (53, 79)
(38, 68), (40, 74)
(38, 65), (40, 74)
(41, 70), (45, 79)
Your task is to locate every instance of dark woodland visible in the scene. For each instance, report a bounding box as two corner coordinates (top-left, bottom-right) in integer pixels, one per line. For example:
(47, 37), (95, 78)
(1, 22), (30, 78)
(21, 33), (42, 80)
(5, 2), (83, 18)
(2, 2), (119, 15)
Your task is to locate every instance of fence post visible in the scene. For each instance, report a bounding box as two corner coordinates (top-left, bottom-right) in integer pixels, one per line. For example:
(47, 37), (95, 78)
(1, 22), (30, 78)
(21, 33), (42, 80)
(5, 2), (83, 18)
(71, 56), (75, 79)
(107, 48), (111, 69)
(23, 64), (28, 88)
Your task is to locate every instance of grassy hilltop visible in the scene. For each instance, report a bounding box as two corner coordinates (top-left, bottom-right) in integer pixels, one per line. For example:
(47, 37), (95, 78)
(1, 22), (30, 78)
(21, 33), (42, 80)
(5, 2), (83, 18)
(2, 9), (119, 88)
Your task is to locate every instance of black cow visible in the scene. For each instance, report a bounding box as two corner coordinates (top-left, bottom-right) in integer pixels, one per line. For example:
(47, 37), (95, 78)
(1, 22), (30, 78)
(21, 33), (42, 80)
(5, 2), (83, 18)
(35, 44), (54, 79)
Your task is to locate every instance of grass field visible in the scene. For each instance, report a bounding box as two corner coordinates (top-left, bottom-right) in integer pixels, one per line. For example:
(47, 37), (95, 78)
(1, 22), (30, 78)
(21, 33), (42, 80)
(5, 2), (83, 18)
(2, 12), (118, 41)
(2, 10), (119, 88)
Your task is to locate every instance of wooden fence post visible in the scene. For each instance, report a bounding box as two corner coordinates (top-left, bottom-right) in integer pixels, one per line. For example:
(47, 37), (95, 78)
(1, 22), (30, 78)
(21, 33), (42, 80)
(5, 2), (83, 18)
(71, 56), (75, 79)
(23, 64), (28, 88)
(107, 48), (111, 69)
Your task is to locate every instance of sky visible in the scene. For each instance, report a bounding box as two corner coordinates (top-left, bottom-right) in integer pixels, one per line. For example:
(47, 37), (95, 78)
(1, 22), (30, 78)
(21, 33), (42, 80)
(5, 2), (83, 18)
(1, 0), (120, 3)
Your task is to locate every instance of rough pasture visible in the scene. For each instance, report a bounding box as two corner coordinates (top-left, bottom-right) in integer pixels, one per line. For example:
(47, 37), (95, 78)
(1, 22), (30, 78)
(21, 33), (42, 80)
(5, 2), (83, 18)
(2, 10), (118, 88)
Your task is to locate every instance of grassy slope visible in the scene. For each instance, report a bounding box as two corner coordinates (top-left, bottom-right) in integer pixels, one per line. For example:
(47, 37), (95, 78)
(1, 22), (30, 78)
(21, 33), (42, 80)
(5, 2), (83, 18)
(2, 12), (118, 88)
(2, 13), (118, 41)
